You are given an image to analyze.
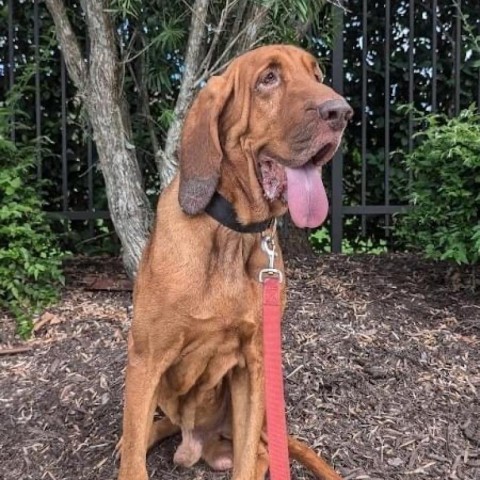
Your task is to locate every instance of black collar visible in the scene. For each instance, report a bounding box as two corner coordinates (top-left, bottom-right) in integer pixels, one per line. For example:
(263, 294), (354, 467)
(205, 192), (273, 233)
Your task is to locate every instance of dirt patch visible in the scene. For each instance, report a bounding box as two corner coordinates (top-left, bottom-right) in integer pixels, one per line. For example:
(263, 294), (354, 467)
(0, 254), (479, 480)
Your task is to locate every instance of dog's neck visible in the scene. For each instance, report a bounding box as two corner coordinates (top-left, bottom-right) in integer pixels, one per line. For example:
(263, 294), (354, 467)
(205, 192), (273, 234)
(156, 176), (280, 283)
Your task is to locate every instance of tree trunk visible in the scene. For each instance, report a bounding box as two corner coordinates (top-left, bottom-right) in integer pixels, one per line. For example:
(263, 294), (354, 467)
(45, 0), (152, 277)
(86, 97), (152, 278)
(83, 0), (152, 277)
(158, 0), (210, 188)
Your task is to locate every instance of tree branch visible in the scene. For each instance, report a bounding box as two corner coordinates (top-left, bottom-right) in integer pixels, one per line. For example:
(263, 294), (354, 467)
(195, 5), (268, 86)
(235, 3), (269, 55)
(230, 0), (249, 41)
(0, 345), (32, 356)
(158, 0), (210, 188)
(130, 33), (161, 160)
(197, 0), (238, 77)
(81, 0), (118, 92)
(45, 0), (87, 90)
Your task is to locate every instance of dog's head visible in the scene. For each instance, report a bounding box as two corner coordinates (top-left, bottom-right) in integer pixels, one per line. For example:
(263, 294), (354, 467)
(178, 44), (352, 228)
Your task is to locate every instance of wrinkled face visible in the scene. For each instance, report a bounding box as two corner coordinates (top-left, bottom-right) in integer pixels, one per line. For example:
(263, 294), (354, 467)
(226, 45), (352, 227)
(178, 45), (352, 228)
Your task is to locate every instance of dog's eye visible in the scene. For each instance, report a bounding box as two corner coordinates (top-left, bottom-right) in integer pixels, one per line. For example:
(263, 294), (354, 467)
(263, 72), (276, 84)
(259, 70), (279, 87)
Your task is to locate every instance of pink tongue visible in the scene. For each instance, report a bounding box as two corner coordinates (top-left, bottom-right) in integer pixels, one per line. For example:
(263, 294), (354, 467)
(285, 164), (329, 228)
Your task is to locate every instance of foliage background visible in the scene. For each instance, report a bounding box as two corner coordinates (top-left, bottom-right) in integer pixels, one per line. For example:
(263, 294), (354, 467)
(0, 108), (64, 337)
(0, 0), (479, 255)
(395, 106), (480, 266)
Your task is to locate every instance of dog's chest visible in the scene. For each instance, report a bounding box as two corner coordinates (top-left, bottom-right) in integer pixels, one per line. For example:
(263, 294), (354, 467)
(158, 277), (264, 425)
(158, 326), (242, 425)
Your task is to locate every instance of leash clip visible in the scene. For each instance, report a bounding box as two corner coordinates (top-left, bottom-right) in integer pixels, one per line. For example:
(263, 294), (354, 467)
(259, 232), (283, 283)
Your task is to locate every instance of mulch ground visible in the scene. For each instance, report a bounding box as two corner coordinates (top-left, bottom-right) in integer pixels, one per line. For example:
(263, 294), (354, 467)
(1, 254), (479, 480)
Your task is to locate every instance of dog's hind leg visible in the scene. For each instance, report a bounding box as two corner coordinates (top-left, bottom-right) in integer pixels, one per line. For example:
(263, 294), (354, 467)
(203, 436), (233, 471)
(116, 417), (179, 458)
(147, 417), (180, 451)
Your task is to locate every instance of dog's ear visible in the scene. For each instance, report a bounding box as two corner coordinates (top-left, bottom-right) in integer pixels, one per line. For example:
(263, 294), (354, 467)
(178, 75), (233, 215)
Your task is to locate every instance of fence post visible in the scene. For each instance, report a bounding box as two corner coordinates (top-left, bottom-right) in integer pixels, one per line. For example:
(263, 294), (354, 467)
(7, 0), (15, 141)
(331, 4), (344, 253)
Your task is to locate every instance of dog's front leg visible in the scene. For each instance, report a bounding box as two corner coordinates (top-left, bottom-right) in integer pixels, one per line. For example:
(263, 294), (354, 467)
(231, 333), (264, 480)
(118, 331), (184, 480)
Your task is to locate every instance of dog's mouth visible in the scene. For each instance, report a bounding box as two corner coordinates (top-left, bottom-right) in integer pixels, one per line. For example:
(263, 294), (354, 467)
(258, 141), (336, 228)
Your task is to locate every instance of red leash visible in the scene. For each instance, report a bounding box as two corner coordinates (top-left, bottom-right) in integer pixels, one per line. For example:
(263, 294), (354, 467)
(260, 233), (291, 480)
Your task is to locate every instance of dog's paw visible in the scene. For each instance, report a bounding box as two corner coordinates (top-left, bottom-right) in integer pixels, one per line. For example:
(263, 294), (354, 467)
(173, 438), (202, 468)
(209, 454), (233, 471)
(203, 438), (233, 471)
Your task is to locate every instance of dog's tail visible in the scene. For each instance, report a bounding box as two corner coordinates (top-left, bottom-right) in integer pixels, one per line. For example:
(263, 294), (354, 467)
(288, 436), (342, 480)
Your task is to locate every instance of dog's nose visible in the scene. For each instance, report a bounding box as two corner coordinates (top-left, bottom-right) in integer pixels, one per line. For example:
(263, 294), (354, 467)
(318, 99), (353, 131)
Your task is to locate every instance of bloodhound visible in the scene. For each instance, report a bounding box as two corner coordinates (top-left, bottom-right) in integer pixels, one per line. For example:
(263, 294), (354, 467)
(118, 44), (352, 480)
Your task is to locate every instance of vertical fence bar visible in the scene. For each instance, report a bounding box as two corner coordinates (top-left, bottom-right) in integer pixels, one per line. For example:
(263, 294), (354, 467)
(34, 0), (42, 178)
(361, 0), (367, 236)
(331, 4), (345, 253)
(7, 0), (15, 141)
(454, 0), (461, 115)
(408, 0), (414, 154)
(87, 127), (94, 238)
(86, 35), (94, 238)
(432, 0), (437, 112)
(61, 56), (68, 212)
(384, 0), (391, 234)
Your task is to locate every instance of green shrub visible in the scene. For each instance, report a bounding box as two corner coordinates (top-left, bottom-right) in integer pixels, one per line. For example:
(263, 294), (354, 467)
(395, 106), (480, 265)
(0, 110), (65, 338)
(310, 220), (388, 254)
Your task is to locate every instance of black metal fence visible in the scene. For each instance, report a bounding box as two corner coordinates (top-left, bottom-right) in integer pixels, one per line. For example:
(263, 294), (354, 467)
(329, 0), (479, 251)
(2, 1), (479, 252)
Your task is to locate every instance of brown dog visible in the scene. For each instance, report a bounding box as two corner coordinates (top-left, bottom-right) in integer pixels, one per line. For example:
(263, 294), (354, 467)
(118, 44), (351, 480)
